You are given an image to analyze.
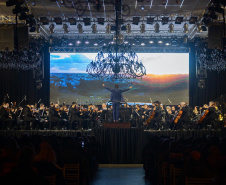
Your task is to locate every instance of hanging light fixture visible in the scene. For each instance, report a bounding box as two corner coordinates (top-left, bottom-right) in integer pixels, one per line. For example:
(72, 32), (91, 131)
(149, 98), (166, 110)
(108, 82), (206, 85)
(183, 23), (189, 33)
(126, 24), (131, 33)
(106, 23), (111, 33)
(154, 23), (160, 33)
(86, 0), (146, 79)
(63, 23), (69, 33)
(140, 23), (145, 33)
(77, 23), (83, 33)
(169, 23), (174, 33)
(49, 23), (55, 33)
(92, 24), (97, 33)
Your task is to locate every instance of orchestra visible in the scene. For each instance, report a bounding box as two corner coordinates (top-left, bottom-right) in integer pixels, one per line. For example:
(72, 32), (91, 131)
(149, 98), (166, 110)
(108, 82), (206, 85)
(0, 99), (224, 131)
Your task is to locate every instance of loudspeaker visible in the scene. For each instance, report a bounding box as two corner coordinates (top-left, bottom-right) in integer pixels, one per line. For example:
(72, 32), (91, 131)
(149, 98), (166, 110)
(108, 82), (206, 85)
(208, 23), (225, 49)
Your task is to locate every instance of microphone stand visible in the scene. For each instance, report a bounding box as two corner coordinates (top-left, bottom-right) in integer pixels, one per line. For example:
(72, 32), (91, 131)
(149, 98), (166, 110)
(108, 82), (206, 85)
(17, 95), (26, 108)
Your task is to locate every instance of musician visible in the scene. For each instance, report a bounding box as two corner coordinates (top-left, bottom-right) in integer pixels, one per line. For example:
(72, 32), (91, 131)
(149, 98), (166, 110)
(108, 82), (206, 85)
(175, 102), (190, 129)
(69, 102), (81, 129)
(201, 101), (218, 128)
(103, 84), (132, 122)
(49, 102), (64, 129)
(147, 101), (162, 130)
(22, 105), (37, 130)
(0, 102), (14, 129)
(38, 103), (48, 129)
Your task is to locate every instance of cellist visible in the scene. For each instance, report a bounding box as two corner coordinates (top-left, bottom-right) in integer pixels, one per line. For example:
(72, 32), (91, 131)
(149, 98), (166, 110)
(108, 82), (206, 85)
(174, 102), (190, 130)
(147, 101), (162, 130)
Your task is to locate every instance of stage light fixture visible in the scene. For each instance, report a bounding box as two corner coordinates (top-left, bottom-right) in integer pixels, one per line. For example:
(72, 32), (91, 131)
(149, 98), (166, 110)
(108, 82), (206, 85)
(106, 24), (111, 33)
(169, 23), (174, 33)
(183, 23), (189, 33)
(126, 24), (131, 33)
(94, 43), (98, 46)
(140, 23), (145, 33)
(162, 17), (169, 25)
(147, 17), (154, 24)
(171, 38), (178, 46)
(197, 24), (202, 33)
(97, 18), (105, 25)
(39, 17), (49, 25)
(68, 18), (76, 25)
(165, 42), (170, 46)
(85, 41), (89, 44)
(76, 40), (81, 44)
(141, 43), (145, 46)
(201, 25), (207, 31)
(175, 17), (183, 24)
(92, 24), (97, 33)
(49, 24), (55, 33)
(149, 40), (154, 44)
(189, 17), (198, 24)
(77, 23), (83, 33)
(36, 24), (40, 33)
(32, 1), (36, 6)
(54, 17), (62, 25)
(183, 35), (188, 44)
(124, 41), (129, 44)
(63, 24), (69, 33)
(158, 40), (163, 44)
(154, 23), (160, 33)
(83, 18), (91, 26)
(133, 17), (140, 25)
(68, 43), (73, 46)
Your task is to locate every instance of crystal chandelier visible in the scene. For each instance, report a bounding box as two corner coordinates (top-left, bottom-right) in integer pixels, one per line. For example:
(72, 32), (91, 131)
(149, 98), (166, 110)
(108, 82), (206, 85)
(86, 0), (146, 79)
(197, 45), (226, 72)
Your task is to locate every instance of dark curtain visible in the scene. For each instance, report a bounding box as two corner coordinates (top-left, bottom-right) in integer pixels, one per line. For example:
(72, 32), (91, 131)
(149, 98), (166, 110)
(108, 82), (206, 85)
(189, 43), (226, 106)
(0, 44), (50, 106)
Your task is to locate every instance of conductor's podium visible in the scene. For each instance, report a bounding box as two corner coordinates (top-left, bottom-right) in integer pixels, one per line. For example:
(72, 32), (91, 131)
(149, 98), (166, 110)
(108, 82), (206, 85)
(103, 122), (131, 128)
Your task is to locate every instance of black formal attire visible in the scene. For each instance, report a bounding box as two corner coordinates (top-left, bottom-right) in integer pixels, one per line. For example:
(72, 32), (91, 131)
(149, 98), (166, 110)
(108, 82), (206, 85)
(48, 107), (63, 129)
(176, 106), (190, 129)
(0, 107), (14, 129)
(69, 107), (81, 129)
(22, 106), (37, 129)
(202, 106), (218, 129)
(148, 106), (162, 129)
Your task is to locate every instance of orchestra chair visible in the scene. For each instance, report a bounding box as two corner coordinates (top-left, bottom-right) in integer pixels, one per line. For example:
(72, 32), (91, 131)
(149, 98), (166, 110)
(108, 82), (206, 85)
(45, 175), (56, 185)
(63, 164), (80, 185)
(171, 164), (182, 185)
(185, 176), (214, 185)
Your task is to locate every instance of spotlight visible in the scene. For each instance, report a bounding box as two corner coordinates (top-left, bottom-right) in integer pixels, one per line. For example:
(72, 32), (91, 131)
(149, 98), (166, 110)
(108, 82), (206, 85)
(197, 24), (202, 33)
(39, 17), (49, 25)
(158, 40), (163, 44)
(126, 24), (131, 33)
(94, 43), (98, 46)
(175, 17), (183, 24)
(49, 24), (55, 34)
(154, 23), (160, 33)
(140, 24), (145, 33)
(68, 18), (76, 25)
(97, 18), (105, 25)
(85, 41), (89, 44)
(124, 41), (129, 44)
(162, 17), (169, 25)
(165, 42), (170, 46)
(92, 24), (97, 33)
(141, 43), (145, 46)
(106, 24), (111, 33)
(149, 41), (154, 44)
(133, 17), (140, 25)
(83, 18), (91, 26)
(68, 43), (73, 46)
(183, 35), (188, 44)
(76, 40), (81, 44)
(77, 23), (83, 33)
(6, 0), (16, 7)
(169, 23), (174, 33)
(36, 24), (40, 33)
(147, 17), (154, 24)
(189, 17), (198, 24)
(54, 17), (62, 25)
(183, 23), (189, 33)
(32, 1), (36, 6)
(63, 24), (69, 33)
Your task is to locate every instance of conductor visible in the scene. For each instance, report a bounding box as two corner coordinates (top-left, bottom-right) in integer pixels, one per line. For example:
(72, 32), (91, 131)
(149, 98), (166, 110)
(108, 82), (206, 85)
(103, 84), (132, 122)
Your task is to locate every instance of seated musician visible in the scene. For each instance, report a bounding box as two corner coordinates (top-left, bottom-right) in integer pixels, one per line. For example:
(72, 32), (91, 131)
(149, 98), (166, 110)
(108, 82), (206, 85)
(22, 105), (37, 130)
(69, 102), (81, 129)
(147, 101), (162, 130)
(201, 101), (218, 128)
(0, 102), (15, 129)
(175, 102), (190, 130)
(49, 102), (64, 129)
(38, 103), (48, 129)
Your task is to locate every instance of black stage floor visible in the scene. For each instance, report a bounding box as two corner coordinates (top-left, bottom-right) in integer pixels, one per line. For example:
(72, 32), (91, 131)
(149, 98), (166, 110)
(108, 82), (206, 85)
(1, 128), (226, 163)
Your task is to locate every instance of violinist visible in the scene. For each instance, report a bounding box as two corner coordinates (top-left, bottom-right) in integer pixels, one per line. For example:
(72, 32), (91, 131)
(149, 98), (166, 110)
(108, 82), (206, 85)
(147, 101), (162, 130)
(69, 102), (82, 129)
(38, 103), (48, 129)
(23, 104), (37, 130)
(0, 102), (15, 129)
(49, 102), (64, 129)
(174, 102), (190, 130)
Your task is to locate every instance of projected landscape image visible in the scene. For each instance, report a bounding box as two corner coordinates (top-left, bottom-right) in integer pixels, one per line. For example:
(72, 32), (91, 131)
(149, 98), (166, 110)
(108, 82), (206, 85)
(50, 53), (189, 105)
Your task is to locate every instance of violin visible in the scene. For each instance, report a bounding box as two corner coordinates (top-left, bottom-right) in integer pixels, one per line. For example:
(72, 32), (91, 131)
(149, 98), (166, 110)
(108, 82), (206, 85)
(145, 110), (155, 125)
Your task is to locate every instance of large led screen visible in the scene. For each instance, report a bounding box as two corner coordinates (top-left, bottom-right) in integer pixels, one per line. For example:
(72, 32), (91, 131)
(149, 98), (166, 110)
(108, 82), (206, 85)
(50, 53), (189, 105)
